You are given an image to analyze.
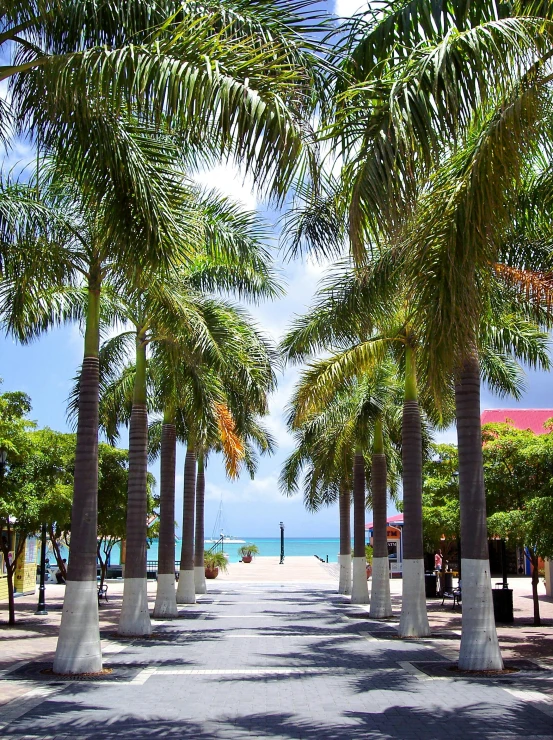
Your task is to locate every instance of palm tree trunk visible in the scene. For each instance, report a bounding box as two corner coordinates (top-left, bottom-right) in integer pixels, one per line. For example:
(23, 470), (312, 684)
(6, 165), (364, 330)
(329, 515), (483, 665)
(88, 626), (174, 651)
(153, 412), (178, 618)
(399, 345), (430, 637)
(351, 449), (369, 604)
(194, 452), (207, 594)
(176, 443), (196, 604)
(338, 483), (351, 595)
(456, 352), (502, 670)
(119, 335), (152, 636)
(370, 416), (392, 618)
(54, 284), (102, 674)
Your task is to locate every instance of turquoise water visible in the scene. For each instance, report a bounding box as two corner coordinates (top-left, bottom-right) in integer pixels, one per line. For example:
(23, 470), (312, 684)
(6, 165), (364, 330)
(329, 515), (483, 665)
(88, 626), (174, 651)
(54, 538), (348, 565)
(146, 537), (344, 563)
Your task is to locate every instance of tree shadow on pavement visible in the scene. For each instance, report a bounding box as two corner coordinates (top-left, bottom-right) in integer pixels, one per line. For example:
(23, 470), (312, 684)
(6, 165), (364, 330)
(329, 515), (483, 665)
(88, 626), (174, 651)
(215, 701), (553, 739)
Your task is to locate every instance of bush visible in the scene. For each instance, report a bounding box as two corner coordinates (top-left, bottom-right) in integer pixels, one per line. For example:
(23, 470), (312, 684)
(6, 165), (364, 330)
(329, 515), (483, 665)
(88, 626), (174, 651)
(204, 551), (228, 572)
(238, 543), (259, 559)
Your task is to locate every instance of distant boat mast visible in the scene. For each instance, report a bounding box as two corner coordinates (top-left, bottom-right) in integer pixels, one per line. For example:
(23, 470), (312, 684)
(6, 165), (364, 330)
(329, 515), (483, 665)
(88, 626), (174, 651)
(206, 497), (245, 544)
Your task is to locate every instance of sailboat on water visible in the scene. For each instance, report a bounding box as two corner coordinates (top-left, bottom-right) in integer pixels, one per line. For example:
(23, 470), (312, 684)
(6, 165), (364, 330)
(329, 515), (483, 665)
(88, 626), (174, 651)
(204, 498), (245, 544)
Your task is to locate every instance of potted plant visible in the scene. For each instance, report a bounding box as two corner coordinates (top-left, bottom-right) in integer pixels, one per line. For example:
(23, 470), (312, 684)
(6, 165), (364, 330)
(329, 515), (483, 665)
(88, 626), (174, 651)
(238, 543), (259, 563)
(204, 551), (228, 579)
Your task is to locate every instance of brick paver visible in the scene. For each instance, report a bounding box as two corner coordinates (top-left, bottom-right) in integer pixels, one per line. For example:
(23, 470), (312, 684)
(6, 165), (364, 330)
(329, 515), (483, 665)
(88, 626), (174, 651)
(1, 574), (553, 739)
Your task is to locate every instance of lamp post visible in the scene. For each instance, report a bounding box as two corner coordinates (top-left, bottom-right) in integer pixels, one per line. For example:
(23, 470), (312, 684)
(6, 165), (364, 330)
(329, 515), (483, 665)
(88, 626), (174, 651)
(36, 523), (48, 615)
(279, 521), (284, 564)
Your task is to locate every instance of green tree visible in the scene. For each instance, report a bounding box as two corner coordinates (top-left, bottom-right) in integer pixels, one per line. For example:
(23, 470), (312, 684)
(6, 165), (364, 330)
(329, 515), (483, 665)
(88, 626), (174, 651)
(422, 444), (460, 593)
(484, 423), (553, 626)
(0, 385), (34, 625)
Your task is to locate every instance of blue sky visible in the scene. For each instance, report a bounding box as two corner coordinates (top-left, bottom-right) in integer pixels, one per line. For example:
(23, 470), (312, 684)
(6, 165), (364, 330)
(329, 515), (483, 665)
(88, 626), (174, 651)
(2, 1), (553, 539)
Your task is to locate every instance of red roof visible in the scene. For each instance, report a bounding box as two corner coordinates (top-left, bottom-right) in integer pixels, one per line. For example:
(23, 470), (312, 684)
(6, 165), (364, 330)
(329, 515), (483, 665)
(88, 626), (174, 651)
(365, 513), (403, 530)
(481, 409), (553, 436)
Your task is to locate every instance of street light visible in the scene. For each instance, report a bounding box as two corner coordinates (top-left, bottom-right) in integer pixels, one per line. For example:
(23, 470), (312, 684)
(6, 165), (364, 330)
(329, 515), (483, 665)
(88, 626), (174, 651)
(36, 523), (48, 615)
(279, 522), (285, 564)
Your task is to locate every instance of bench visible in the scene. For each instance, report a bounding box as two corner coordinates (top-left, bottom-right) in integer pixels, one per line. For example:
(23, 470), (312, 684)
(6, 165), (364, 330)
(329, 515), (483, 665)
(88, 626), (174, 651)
(441, 586), (461, 610)
(97, 584), (108, 604)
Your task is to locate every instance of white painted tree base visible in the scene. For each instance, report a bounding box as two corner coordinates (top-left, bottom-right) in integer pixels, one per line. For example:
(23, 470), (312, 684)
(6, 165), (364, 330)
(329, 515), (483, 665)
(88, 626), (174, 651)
(338, 554), (352, 595)
(176, 569), (196, 604)
(194, 566), (207, 594)
(118, 577), (152, 636)
(153, 574), (178, 619)
(369, 556), (392, 618)
(459, 558), (503, 670)
(399, 558), (430, 637)
(350, 557), (370, 604)
(53, 580), (102, 675)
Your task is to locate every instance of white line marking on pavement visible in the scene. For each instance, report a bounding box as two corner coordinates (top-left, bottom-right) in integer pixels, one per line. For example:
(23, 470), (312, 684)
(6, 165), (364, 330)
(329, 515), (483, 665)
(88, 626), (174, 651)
(192, 598), (219, 621)
(102, 642), (127, 654)
(0, 683), (66, 733)
(0, 660), (31, 678)
(504, 688), (553, 718)
(130, 666), (158, 685)
(154, 667), (332, 676)
(212, 615), (272, 618)
(398, 661), (448, 681)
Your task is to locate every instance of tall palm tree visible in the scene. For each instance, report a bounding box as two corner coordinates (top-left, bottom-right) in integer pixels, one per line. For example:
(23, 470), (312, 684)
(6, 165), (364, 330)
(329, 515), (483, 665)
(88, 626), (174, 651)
(281, 261), (435, 632)
(283, 362), (402, 605)
(3, 1), (327, 201)
(325, 0), (553, 669)
(280, 401), (353, 594)
(0, 124), (196, 670)
(1, 0), (326, 674)
(194, 407), (276, 595)
(97, 245), (280, 626)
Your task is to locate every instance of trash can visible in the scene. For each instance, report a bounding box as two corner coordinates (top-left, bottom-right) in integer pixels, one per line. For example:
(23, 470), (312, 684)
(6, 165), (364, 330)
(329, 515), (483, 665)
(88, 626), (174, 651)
(492, 587), (513, 624)
(444, 572), (453, 592)
(425, 573), (437, 598)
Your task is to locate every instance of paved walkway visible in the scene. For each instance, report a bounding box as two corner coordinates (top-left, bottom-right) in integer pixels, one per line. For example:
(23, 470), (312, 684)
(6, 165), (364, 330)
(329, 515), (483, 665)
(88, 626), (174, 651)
(1, 576), (553, 739)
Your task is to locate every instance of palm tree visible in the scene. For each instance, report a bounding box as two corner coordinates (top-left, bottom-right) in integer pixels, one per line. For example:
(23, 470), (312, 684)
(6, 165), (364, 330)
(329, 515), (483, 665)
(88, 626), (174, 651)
(280, 401), (353, 594)
(97, 236), (280, 626)
(0, 123), (195, 670)
(370, 413), (391, 618)
(3, 1), (327, 201)
(194, 406), (276, 595)
(1, 0), (326, 673)
(155, 406), (178, 617)
(281, 261), (434, 631)
(326, 0), (553, 669)
(283, 361), (402, 605)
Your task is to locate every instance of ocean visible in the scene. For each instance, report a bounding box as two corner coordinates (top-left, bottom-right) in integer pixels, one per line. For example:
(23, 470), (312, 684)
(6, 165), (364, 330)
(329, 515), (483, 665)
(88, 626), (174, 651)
(145, 537), (344, 563)
(51, 538), (348, 566)
(49, 538), (347, 566)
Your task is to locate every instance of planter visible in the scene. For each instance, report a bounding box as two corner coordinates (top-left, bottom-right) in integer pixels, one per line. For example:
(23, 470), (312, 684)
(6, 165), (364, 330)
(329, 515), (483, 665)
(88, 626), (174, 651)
(205, 567), (219, 579)
(241, 556), (253, 563)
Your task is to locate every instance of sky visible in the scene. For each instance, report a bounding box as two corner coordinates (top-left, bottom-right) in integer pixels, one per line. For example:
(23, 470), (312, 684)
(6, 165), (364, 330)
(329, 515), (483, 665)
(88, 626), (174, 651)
(1, 1), (553, 540)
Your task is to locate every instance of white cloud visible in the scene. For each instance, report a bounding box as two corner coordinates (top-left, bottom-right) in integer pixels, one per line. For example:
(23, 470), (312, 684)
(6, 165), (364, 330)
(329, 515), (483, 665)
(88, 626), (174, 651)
(194, 162), (258, 211)
(334, 0), (368, 17)
(204, 473), (295, 505)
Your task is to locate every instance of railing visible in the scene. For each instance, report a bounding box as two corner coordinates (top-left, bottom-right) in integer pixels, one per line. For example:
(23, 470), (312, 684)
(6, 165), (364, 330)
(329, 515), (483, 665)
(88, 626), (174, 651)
(146, 561), (180, 572)
(207, 536), (225, 554)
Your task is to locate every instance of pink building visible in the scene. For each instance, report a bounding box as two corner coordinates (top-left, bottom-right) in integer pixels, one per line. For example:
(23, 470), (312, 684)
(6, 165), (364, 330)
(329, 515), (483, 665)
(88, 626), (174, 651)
(481, 409), (553, 435)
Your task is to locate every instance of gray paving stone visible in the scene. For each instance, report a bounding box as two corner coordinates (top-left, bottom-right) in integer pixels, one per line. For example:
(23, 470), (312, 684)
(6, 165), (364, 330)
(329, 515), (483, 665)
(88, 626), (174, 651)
(1, 583), (553, 738)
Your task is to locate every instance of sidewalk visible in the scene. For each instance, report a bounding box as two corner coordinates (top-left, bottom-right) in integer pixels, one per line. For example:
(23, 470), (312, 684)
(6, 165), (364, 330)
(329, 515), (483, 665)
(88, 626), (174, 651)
(0, 566), (552, 738)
